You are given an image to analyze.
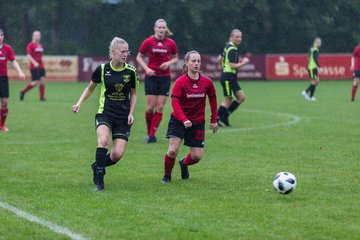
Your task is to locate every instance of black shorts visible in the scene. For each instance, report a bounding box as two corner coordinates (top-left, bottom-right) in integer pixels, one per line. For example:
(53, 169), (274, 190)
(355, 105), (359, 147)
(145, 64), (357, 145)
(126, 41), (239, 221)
(0, 76), (9, 98)
(353, 70), (360, 78)
(95, 114), (131, 141)
(308, 68), (318, 79)
(220, 72), (241, 97)
(144, 76), (171, 96)
(30, 68), (46, 81)
(166, 115), (205, 148)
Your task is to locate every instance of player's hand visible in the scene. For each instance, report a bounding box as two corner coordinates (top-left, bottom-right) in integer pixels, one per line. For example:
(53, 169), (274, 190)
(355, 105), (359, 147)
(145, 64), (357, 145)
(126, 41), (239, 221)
(210, 122), (219, 133)
(34, 62), (40, 68)
(183, 120), (192, 129)
(71, 104), (80, 114)
(146, 68), (155, 76)
(18, 72), (25, 80)
(128, 113), (134, 126)
(159, 62), (170, 70)
(241, 57), (250, 64)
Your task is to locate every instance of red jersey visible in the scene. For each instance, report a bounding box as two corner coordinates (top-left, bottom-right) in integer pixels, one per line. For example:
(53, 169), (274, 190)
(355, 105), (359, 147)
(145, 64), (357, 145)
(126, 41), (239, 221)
(26, 42), (44, 69)
(353, 45), (360, 71)
(0, 44), (15, 77)
(171, 74), (218, 124)
(138, 36), (177, 76)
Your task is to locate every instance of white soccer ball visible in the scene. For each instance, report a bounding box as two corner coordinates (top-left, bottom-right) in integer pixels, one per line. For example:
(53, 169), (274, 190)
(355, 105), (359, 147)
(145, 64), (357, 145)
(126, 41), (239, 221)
(273, 172), (297, 194)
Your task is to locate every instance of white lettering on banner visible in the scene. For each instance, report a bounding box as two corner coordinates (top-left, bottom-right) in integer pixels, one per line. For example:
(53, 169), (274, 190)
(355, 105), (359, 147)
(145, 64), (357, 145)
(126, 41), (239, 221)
(187, 93), (205, 98)
(293, 64), (308, 78)
(319, 66), (345, 76)
(82, 58), (105, 72)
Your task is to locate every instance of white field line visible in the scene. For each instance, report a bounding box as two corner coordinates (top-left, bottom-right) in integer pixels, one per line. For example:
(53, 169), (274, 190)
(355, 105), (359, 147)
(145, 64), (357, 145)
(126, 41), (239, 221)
(218, 109), (301, 133)
(0, 201), (88, 240)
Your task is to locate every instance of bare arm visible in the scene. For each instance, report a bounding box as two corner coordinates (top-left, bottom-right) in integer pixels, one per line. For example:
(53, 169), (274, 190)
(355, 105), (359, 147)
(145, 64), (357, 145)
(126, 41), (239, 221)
(71, 81), (97, 113)
(351, 57), (355, 71)
(217, 54), (223, 65)
(159, 53), (179, 70)
(27, 54), (39, 68)
(136, 52), (155, 76)
(11, 60), (25, 80)
(229, 57), (249, 70)
(127, 88), (137, 126)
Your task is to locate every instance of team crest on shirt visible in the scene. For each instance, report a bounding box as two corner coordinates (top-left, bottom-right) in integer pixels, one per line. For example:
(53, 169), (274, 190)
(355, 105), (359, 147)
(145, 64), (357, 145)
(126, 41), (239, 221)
(123, 75), (131, 83)
(192, 84), (198, 88)
(114, 83), (124, 92)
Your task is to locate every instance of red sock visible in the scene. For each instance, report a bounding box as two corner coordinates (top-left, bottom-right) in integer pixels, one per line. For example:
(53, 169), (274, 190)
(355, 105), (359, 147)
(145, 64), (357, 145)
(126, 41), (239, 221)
(352, 85), (358, 100)
(145, 111), (154, 134)
(164, 154), (175, 176)
(0, 108), (8, 127)
(21, 83), (35, 93)
(40, 84), (45, 100)
(149, 112), (163, 137)
(183, 153), (199, 166)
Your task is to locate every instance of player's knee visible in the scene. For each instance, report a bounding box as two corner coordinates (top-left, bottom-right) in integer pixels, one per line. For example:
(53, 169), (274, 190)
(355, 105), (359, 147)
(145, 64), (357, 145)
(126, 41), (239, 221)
(111, 150), (124, 162)
(0, 99), (8, 108)
(98, 138), (110, 148)
(156, 103), (164, 112)
(167, 149), (178, 158)
(191, 154), (202, 162)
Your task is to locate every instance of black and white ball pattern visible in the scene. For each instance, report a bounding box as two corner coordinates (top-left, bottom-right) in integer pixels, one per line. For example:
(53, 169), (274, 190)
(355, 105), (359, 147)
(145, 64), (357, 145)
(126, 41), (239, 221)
(273, 172), (297, 194)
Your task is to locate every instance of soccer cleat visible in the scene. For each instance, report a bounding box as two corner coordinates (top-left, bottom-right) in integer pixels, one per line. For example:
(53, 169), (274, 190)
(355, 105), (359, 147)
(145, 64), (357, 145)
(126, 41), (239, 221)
(310, 97), (317, 101)
(145, 135), (157, 144)
(161, 175), (171, 183)
(91, 162), (97, 185)
(19, 92), (25, 101)
(351, 98), (355, 102)
(179, 158), (189, 179)
(0, 126), (9, 132)
(216, 117), (223, 127)
(95, 168), (105, 190)
(301, 90), (310, 101)
(219, 115), (231, 127)
(40, 98), (46, 102)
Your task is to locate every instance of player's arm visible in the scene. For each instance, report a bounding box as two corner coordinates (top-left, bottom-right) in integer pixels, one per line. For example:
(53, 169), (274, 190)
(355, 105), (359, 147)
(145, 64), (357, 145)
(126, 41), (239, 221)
(136, 52), (155, 76)
(217, 54), (223, 65)
(351, 56), (355, 71)
(11, 60), (25, 80)
(26, 53), (39, 68)
(228, 49), (249, 70)
(207, 82), (219, 133)
(313, 50), (320, 68)
(171, 80), (191, 127)
(71, 81), (97, 114)
(160, 53), (179, 70)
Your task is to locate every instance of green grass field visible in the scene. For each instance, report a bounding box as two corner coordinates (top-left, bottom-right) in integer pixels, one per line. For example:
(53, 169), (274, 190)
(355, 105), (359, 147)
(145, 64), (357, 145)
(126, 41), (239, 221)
(0, 80), (359, 240)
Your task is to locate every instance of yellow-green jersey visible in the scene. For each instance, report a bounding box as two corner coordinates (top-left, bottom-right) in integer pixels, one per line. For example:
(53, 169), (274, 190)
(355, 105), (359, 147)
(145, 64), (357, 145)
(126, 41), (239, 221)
(308, 46), (320, 70)
(92, 62), (139, 120)
(222, 42), (238, 74)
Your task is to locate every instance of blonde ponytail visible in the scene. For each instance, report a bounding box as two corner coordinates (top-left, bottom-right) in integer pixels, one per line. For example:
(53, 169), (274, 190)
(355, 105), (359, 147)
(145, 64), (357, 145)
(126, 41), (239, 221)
(154, 19), (174, 37)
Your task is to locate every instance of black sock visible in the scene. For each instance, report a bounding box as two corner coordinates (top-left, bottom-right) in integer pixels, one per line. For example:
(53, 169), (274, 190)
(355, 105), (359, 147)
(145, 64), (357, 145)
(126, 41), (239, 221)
(218, 105), (229, 118)
(228, 101), (240, 114)
(105, 154), (117, 167)
(306, 84), (312, 93)
(309, 84), (316, 97)
(96, 147), (107, 170)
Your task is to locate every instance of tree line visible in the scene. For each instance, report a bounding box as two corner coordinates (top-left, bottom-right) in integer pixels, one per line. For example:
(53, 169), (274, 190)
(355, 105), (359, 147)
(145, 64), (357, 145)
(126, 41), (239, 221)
(1, 0), (359, 56)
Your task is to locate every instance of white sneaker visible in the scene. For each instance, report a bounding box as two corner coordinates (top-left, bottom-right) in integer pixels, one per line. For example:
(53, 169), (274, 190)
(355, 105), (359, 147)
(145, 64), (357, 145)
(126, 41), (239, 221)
(301, 90), (310, 100)
(310, 97), (317, 101)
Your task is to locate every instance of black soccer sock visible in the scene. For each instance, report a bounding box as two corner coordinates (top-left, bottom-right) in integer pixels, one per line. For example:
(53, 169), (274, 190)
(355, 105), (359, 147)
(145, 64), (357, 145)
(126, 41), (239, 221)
(105, 154), (117, 167)
(228, 101), (240, 114)
(96, 147), (107, 170)
(306, 84), (312, 93)
(309, 84), (316, 97)
(218, 105), (229, 118)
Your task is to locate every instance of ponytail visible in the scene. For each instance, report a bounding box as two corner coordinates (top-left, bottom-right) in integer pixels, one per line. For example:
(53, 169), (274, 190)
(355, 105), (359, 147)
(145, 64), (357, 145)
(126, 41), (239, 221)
(154, 19), (174, 37)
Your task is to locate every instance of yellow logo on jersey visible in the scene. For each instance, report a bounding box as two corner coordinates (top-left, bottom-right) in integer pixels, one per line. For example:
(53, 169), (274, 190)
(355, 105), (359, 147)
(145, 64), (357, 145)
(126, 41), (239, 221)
(123, 75), (131, 83)
(114, 83), (124, 92)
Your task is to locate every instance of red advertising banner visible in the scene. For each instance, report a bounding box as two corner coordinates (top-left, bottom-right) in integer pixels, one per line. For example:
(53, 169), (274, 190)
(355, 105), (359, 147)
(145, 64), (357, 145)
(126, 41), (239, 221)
(266, 54), (352, 80)
(79, 54), (266, 81)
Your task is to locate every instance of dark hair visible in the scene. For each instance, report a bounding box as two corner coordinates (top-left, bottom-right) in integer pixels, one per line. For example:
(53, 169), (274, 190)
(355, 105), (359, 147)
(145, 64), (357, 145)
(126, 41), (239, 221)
(183, 50), (200, 73)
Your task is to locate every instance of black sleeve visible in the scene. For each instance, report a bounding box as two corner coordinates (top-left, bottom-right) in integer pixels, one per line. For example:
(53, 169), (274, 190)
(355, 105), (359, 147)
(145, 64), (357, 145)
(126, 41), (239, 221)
(313, 51), (320, 68)
(228, 49), (238, 63)
(91, 65), (102, 83)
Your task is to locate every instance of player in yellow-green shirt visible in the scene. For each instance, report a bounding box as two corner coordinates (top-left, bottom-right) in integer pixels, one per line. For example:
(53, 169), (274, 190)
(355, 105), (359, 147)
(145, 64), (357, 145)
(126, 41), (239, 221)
(302, 37), (322, 101)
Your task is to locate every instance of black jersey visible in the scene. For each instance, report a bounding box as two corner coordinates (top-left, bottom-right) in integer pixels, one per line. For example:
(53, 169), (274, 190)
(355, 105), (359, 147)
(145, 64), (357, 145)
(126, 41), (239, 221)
(92, 62), (138, 120)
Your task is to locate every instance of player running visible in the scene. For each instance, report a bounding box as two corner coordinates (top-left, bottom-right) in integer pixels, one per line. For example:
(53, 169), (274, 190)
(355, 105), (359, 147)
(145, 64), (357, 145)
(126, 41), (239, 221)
(72, 37), (138, 190)
(217, 29), (249, 127)
(302, 37), (322, 101)
(136, 19), (178, 143)
(350, 41), (360, 102)
(161, 51), (218, 183)
(20, 31), (46, 101)
(0, 29), (25, 132)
